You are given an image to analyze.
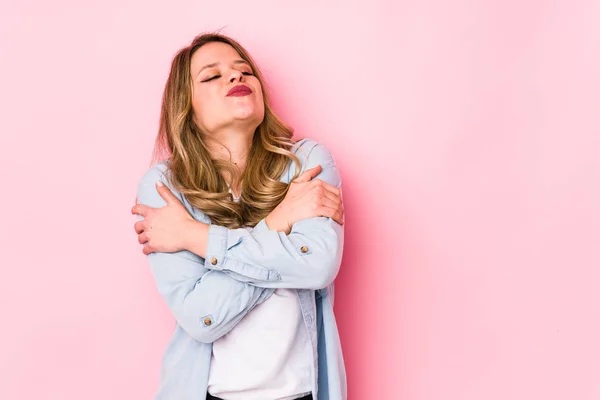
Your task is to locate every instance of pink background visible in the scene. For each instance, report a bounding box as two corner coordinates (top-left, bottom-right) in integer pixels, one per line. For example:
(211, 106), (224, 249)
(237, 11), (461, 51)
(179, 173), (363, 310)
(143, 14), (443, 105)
(1, 1), (599, 399)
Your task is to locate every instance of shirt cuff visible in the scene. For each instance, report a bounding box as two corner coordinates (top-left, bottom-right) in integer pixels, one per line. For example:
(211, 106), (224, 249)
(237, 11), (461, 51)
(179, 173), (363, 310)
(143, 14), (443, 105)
(204, 223), (281, 282)
(205, 224), (228, 270)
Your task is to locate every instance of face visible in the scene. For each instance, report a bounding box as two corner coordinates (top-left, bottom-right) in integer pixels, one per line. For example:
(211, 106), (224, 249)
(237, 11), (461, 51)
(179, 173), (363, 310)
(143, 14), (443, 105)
(189, 41), (265, 135)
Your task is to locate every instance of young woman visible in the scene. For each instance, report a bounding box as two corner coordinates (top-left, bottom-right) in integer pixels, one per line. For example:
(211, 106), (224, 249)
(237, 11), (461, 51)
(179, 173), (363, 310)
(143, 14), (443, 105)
(131, 33), (346, 400)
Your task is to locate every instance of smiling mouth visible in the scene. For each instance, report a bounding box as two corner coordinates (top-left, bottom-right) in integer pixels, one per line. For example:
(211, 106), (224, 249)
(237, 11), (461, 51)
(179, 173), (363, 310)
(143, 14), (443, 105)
(227, 85), (253, 97)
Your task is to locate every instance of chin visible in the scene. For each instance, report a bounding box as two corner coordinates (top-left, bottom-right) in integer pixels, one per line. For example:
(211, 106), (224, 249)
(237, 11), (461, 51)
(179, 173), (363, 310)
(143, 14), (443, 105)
(234, 106), (264, 121)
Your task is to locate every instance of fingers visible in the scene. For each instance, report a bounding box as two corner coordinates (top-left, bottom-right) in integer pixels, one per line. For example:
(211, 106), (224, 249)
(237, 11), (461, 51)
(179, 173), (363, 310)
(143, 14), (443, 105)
(136, 222), (154, 255)
(304, 180), (344, 225)
(317, 205), (344, 225)
(324, 184), (341, 199)
(321, 195), (344, 224)
(156, 180), (180, 205)
(293, 165), (323, 183)
(134, 220), (147, 234)
(131, 204), (151, 216)
(332, 209), (344, 225)
(138, 232), (149, 245)
(142, 244), (154, 256)
(310, 180), (342, 207)
(133, 181), (179, 218)
(308, 178), (340, 198)
(319, 195), (340, 212)
(321, 187), (342, 208)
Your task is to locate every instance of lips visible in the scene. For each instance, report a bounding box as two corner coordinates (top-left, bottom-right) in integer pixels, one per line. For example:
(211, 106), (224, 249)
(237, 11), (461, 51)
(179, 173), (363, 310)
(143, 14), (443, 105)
(227, 84), (253, 97)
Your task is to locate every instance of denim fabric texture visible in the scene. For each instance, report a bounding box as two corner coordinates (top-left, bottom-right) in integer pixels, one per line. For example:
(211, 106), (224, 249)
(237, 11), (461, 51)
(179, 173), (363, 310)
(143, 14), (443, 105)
(136, 139), (346, 400)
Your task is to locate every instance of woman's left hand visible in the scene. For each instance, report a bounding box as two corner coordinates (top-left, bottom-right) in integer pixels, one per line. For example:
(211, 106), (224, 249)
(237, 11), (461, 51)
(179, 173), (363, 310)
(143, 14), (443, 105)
(131, 181), (196, 255)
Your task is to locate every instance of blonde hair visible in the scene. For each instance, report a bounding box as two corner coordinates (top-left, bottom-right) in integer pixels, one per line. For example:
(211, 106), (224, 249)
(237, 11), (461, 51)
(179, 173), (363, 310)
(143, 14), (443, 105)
(152, 32), (301, 228)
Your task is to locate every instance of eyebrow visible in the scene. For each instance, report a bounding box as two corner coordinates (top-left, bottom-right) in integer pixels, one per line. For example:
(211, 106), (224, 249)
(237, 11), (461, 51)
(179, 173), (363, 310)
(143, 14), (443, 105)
(196, 59), (249, 77)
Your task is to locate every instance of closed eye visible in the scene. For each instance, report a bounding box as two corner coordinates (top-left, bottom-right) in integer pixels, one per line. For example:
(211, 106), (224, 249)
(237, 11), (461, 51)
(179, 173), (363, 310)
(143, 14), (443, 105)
(201, 71), (252, 82)
(201, 75), (220, 82)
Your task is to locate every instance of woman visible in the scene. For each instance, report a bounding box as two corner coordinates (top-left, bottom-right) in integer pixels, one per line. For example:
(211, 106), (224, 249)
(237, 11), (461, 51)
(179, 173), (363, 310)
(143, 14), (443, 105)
(131, 33), (346, 400)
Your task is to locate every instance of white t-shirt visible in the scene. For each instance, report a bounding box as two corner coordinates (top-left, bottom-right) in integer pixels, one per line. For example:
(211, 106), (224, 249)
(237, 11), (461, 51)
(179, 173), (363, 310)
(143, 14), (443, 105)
(207, 191), (313, 400)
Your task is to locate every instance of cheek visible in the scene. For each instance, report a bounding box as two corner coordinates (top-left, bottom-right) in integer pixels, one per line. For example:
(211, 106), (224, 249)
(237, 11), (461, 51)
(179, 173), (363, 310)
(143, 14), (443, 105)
(192, 89), (217, 127)
(255, 91), (265, 115)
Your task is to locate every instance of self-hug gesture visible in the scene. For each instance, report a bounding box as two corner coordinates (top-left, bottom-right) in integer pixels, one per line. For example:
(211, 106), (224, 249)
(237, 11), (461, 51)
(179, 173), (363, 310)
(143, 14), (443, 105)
(131, 165), (344, 256)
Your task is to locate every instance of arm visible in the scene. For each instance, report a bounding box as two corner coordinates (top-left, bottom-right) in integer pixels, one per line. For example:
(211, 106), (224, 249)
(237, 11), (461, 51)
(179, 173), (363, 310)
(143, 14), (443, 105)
(203, 141), (344, 290)
(136, 165), (274, 343)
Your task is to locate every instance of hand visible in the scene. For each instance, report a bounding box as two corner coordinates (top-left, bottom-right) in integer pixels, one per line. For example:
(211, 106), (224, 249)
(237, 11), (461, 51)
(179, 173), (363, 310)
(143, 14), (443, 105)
(131, 181), (197, 255)
(265, 165), (344, 234)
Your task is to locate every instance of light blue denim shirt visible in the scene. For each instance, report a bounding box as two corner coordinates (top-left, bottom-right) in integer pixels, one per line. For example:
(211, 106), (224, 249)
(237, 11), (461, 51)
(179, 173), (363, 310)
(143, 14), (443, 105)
(136, 139), (346, 400)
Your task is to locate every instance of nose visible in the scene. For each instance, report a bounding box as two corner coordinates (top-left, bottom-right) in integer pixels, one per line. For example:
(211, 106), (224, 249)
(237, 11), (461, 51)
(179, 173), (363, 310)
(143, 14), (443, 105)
(229, 69), (243, 83)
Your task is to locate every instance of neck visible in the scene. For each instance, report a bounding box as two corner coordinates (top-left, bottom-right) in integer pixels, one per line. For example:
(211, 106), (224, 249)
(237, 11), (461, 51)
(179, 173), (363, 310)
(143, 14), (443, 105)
(203, 127), (254, 196)
(204, 127), (253, 168)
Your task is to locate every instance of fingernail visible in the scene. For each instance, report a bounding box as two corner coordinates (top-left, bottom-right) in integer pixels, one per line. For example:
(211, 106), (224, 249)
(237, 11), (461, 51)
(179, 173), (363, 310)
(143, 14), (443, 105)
(156, 180), (164, 187)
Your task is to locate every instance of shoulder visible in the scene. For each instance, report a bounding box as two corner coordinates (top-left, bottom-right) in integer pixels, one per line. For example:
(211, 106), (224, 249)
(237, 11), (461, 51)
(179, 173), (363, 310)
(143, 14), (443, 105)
(136, 161), (187, 206)
(137, 161), (170, 190)
(290, 138), (340, 186)
(292, 138), (336, 167)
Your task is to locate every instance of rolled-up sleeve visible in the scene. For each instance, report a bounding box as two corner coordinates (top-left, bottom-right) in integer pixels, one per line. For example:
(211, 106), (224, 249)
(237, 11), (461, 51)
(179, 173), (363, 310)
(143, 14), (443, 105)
(203, 142), (345, 290)
(137, 165), (274, 343)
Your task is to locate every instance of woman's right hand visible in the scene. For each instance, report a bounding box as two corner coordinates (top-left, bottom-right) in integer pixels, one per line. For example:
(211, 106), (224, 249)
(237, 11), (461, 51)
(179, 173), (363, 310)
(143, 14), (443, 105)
(265, 165), (344, 234)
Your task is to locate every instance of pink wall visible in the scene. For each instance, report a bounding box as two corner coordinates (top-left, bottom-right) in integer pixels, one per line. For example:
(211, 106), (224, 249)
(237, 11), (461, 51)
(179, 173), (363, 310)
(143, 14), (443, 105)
(1, 1), (599, 399)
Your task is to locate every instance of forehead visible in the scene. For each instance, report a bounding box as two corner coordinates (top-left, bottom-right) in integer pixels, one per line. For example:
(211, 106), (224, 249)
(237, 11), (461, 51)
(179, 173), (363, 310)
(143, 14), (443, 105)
(190, 42), (243, 72)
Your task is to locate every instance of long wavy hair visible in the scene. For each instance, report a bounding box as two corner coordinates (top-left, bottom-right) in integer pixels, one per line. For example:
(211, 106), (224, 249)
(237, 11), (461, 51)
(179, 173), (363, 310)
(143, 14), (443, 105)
(152, 33), (301, 228)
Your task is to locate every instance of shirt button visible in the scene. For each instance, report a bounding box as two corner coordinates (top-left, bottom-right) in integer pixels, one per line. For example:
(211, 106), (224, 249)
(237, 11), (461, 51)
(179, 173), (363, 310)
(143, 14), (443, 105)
(203, 317), (212, 326)
(306, 315), (314, 325)
(210, 257), (218, 265)
(300, 246), (309, 253)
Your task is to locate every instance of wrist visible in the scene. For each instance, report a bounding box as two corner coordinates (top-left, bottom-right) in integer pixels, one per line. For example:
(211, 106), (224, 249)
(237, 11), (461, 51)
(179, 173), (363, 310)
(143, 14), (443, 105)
(183, 219), (209, 258)
(265, 212), (291, 234)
